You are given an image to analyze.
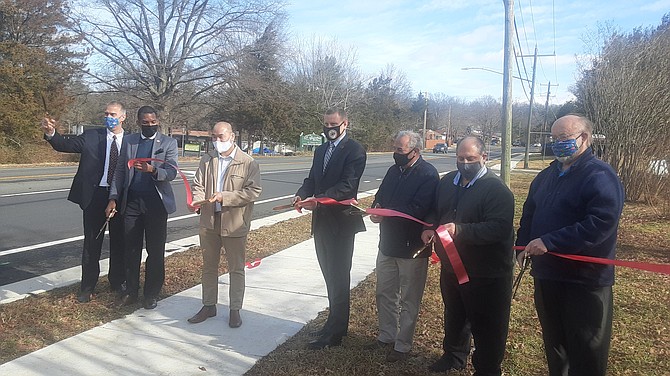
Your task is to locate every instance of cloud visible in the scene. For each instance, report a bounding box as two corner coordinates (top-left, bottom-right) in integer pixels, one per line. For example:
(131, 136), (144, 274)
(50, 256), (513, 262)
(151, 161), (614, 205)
(640, 0), (670, 12)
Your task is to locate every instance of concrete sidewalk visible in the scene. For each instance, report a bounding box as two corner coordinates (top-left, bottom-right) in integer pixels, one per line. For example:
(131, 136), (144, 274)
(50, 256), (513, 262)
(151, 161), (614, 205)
(0, 215), (380, 375)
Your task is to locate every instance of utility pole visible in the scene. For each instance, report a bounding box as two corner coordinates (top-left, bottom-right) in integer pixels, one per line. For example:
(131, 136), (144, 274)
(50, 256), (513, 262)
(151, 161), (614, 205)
(422, 93), (428, 149)
(519, 46), (556, 169)
(500, 0), (514, 186)
(523, 45), (538, 169)
(447, 104), (452, 146)
(541, 82), (552, 164)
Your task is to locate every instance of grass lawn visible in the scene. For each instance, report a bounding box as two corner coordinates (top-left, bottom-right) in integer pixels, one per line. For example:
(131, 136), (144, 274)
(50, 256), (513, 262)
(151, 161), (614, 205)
(1, 171), (668, 375)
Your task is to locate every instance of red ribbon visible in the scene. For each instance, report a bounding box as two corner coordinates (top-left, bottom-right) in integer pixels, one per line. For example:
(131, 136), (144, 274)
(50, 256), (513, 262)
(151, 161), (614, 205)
(513, 246), (670, 275)
(128, 157), (196, 209)
(434, 225), (470, 284)
(299, 203), (465, 283)
(245, 258), (262, 269)
(295, 196), (358, 213)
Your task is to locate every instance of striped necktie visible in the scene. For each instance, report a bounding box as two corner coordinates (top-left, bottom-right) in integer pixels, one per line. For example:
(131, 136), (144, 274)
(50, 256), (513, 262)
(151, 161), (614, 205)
(323, 142), (335, 173)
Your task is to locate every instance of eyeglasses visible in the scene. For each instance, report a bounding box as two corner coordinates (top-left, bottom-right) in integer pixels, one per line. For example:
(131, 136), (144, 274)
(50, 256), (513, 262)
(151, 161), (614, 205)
(553, 131), (583, 142)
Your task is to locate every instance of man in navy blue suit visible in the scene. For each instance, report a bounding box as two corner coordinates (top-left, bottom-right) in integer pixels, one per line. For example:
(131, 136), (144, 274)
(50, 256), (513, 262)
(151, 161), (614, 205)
(107, 105), (178, 310)
(41, 101), (127, 303)
(294, 108), (367, 349)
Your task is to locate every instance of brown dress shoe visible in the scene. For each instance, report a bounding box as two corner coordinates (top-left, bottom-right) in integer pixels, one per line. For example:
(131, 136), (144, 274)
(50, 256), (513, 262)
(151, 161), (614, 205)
(188, 305), (217, 324)
(228, 309), (242, 328)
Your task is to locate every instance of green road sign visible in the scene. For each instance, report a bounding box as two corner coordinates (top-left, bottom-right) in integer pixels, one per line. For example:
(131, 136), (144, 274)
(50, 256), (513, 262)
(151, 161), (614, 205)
(184, 142), (200, 152)
(300, 133), (323, 147)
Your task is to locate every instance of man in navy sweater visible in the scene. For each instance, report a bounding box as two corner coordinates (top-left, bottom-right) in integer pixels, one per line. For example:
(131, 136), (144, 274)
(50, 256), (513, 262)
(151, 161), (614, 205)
(369, 131), (439, 362)
(516, 114), (624, 376)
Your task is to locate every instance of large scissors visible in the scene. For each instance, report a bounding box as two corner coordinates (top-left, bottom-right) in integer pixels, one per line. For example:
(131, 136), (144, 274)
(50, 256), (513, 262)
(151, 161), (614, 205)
(512, 254), (531, 299)
(96, 209), (117, 239)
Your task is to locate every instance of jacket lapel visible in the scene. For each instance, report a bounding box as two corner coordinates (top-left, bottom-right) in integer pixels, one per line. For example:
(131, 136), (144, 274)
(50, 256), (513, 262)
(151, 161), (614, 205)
(97, 130), (107, 174)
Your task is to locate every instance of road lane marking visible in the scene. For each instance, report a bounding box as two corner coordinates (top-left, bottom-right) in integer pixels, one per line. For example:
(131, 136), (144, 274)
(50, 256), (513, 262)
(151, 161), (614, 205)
(0, 195), (304, 257)
(0, 173), (74, 181)
(0, 189), (70, 198)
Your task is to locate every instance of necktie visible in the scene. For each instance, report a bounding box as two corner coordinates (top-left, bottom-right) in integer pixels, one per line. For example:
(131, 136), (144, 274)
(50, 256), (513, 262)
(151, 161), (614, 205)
(107, 135), (118, 185)
(323, 142), (335, 173)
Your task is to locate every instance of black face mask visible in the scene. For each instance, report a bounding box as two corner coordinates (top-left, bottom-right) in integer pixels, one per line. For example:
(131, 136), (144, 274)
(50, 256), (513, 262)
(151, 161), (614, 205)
(457, 161), (483, 181)
(141, 125), (158, 138)
(323, 125), (341, 141)
(393, 150), (414, 167)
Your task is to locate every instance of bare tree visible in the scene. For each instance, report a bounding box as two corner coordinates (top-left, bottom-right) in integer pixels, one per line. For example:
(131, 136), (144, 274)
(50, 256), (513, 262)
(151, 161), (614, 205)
(574, 15), (670, 204)
(286, 37), (363, 126)
(71, 0), (283, 128)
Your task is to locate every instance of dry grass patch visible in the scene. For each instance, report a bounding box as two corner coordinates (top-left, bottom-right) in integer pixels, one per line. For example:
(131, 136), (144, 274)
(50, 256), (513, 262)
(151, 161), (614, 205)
(247, 171), (670, 376)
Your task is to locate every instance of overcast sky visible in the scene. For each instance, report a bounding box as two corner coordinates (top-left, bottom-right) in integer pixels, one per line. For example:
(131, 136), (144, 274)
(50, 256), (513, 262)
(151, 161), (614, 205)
(286, 0), (670, 105)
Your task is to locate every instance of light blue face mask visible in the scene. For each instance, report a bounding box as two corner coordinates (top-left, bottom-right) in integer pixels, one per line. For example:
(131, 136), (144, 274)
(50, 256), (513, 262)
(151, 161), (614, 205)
(105, 116), (119, 130)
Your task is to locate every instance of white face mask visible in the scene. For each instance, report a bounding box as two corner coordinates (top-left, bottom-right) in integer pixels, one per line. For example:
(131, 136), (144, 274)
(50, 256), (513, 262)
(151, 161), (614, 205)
(213, 140), (233, 154)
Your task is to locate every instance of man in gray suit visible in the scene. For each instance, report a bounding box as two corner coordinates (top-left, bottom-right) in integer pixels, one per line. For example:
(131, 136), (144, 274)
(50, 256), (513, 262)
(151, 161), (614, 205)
(106, 105), (178, 310)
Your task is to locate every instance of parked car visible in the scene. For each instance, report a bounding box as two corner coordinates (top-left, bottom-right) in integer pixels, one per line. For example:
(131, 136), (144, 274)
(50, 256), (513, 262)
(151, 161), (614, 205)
(432, 143), (447, 153)
(252, 147), (274, 155)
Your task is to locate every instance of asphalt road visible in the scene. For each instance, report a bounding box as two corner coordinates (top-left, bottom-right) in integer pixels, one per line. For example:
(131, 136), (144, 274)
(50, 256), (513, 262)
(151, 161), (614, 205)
(0, 152), (460, 287)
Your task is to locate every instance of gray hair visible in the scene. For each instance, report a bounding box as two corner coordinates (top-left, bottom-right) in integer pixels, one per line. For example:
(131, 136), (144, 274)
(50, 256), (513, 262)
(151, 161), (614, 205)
(395, 130), (423, 150)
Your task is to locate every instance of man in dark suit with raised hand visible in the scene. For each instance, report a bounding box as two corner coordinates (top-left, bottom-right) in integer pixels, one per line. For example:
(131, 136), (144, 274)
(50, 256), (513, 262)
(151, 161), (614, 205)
(41, 101), (127, 303)
(107, 105), (178, 310)
(294, 108), (367, 349)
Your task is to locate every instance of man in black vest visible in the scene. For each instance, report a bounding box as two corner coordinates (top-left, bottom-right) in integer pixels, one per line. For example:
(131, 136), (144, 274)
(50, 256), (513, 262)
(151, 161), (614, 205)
(41, 101), (127, 303)
(294, 108), (367, 349)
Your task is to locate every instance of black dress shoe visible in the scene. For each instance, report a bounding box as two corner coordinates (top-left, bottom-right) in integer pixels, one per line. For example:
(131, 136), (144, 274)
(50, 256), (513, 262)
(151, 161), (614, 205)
(364, 340), (394, 350)
(143, 296), (158, 310)
(188, 305), (217, 324)
(307, 336), (342, 350)
(428, 356), (465, 373)
(116, 294), (138, 307)
(386, 349), (409, 363)
(77, 291), (92, 303)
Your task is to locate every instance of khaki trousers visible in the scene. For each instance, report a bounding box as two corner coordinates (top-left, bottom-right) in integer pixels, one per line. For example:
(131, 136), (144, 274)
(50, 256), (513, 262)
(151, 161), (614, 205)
(199, 214), (247, 310)
(375, 252), (428, 353)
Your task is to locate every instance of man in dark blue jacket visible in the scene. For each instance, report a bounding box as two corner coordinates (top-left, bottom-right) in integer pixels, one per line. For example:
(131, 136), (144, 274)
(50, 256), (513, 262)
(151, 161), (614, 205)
(516, 114), (624, 376)
(369, 130), (439, 362)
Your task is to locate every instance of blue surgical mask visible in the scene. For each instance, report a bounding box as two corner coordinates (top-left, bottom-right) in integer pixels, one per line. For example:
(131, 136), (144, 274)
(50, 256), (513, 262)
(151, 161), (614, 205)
(105, 116), (119, 130)
(552, 137), (581, 163)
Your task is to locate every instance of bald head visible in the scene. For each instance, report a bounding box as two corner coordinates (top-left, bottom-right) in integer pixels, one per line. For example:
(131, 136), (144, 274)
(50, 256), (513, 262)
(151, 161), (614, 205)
(551, 115), (593, 147)
(457, 136), (486, 156)
(213, 122), (233, 134)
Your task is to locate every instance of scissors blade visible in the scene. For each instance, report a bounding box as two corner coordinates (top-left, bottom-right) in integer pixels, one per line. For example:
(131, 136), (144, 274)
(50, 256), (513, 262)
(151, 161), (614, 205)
(272, 203), (294, 211)
(348, 203), (369, 216)
(411, 243), (431, 258)
(96, 221), (108, 239)
(512, 256), (530, 299)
